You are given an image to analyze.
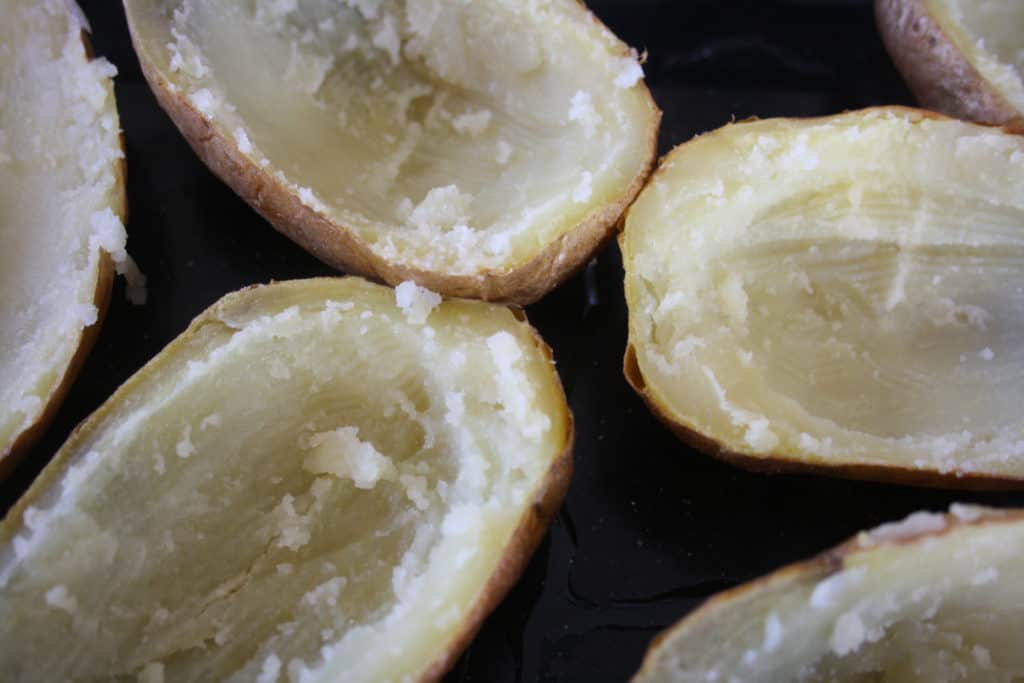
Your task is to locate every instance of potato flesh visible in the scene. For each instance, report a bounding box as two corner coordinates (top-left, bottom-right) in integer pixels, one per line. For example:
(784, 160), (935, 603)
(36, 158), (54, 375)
(0, 279), (568, 682)
(0, 0), (129, 457)
(926, 0), (1024, 114)
(626, 111), (1024, 473)
(124, 0), (653, 274)
(635, 509), (1024, 682)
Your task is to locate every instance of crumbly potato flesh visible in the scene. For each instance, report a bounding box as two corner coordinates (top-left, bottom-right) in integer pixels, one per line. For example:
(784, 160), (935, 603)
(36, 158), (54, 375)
(924, 0), (1024, 115)
(634, 507), (1024, 682)
(624, 109), (1024, 477)
(0, 278), (570, 682)
(123, 0), (655, 276)
(0, 0), (134, 462)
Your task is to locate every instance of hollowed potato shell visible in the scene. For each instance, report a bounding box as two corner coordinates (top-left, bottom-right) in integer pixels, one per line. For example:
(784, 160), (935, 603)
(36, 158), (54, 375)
(0, 0), (133, 476)
(877, 0), (1024, 126)
(633, 506), (1024, 682)
(0, 277), (573, 682)
(623, 107), (1024, 488)
(121, 0), (660, 304)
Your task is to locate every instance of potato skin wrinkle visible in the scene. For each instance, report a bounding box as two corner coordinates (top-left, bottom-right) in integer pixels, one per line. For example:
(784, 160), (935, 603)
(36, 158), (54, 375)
(878, 0), (1024, 126)
(633, 506), (1024, 683)
(0, 277), (572, 683)
(121, 0), (660, 303)
(0, 0), (134, 476)
(623, 107), (1024, 488)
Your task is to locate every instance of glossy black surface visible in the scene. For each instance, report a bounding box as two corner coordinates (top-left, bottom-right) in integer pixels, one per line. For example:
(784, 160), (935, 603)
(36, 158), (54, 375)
(4, 2), (1022, 681)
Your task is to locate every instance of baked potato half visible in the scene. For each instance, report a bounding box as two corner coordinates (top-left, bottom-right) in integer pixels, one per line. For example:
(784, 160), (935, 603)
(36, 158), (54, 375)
(0, 0), (143, 476)
(121, 0), (660, 304)
(623, 107), (1024, 487)
(633, 505), (1024, 682)
(878, 0), (1024, 125)
(0, 277), (572, 682)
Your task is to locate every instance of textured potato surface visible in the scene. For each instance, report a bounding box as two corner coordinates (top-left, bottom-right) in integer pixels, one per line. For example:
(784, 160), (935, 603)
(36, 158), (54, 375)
(634, 507), (1024, 683)
(624, 109), (1024, 481)
(0, 278), (571, 682)
(123, 0), (657, 293)
(0, 0), (137, 466)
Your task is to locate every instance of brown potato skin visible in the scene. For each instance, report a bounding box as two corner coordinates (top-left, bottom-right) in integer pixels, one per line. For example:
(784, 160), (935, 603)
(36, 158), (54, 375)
(631, 507), (1024, 682)
(621, 107), (1024, 490)
(124, 12), (659, 306)
(876, 0), (1023, 126)
(1, 278), (574, 682)
(0, 30), (126, 478)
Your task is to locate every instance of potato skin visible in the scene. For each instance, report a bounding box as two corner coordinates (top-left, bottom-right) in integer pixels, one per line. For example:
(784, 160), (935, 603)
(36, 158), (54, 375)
(125, 18), (659, 306)
(0, 30), (126, 478)
(1, 277), (574, 682)
(621, 107), (1024, 490)
(631, 507), (1024, 682)
(876, 0), (1023, 126)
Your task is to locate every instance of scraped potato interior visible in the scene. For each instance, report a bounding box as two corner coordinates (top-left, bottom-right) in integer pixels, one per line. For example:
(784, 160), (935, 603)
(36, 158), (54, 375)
(124, 0), (655, 275)
(927, 0), (1024, 113)
(0, 0), (132, 462)
(0, 278), (570, 682)
(634, 508), (1024, 682)
(625, 109), (1024, 476)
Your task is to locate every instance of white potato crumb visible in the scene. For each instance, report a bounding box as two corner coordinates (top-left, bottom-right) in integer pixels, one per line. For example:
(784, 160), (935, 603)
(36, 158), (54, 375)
(273, 495), (311, 551)
(371, 13), (401, 65)
(763, 612), (783, 653)
(949, 503), (985, 522)
(974, 645), (993, 668)
(395, 281), (442, 325)
(744, 418), (779, 451)
(188, 88), (216, 116)
(867, 511), (946, 544)
(613, 54), (644, 88)
(233, 128), (254, 154)
(831, 611), (865, 655)
(405, 185), (474, 232)
(175, 425), (195, 458)
(978, 347), (995, 360)
(303, 427), (396, 488)
(971, 567), (999, 585)
(572, 171), (593, 203)
(452, 109), (492, 136)
(45, 585), (77, 614)
(568, 90), (601, 139)
(302, 577), (347, 608)
(200, 413), (222, 431)
(496, 139), (513, 165)
(810, 567), (866, 608)
(256, 653), (281, 683)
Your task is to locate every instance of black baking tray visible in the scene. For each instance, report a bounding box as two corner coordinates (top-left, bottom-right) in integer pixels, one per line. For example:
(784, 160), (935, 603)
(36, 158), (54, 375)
(4, 2), (1023, 681)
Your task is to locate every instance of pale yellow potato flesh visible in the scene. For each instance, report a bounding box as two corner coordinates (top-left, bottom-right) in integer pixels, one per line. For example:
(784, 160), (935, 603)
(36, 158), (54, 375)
(923, 0), (1024, 115)
(634, 506), (1024, 682)
(0, 0), (136, 469)
(623, 108), (1024, 483)
(0, 278), (571, 682)
(122, 0), (657, 296)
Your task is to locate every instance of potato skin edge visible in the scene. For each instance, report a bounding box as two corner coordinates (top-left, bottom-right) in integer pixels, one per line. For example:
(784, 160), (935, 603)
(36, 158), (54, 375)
(876, 0), (1023, 126)
(622, 106), (1024, 491)
(630, 508), (1024, 681)
(0, 28), (125, 479)
(125, 9), (661, 306)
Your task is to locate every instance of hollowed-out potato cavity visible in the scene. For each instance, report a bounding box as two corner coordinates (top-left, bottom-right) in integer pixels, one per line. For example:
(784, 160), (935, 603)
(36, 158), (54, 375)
(624, 109), (1024, 476)
(0, 278), (569, 682)
(633, 507), (1024, 682)
(124, 0), (655, 275)
(927, 0), (1024, 113)
(0, 0), (141, 462)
